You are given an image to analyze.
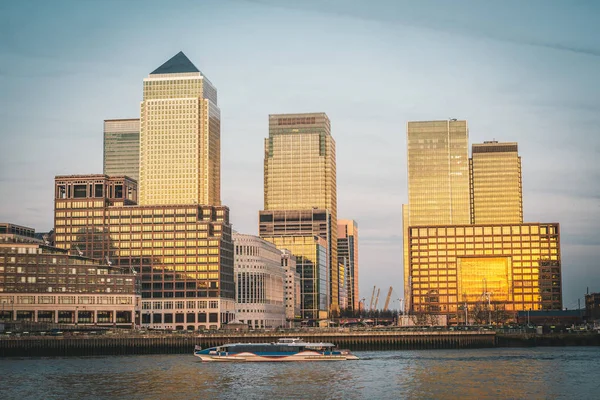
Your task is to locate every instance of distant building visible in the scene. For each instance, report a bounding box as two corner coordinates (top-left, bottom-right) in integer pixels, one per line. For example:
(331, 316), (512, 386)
(139, 51), (221, 206)
(281, 249), (301, 325)
(338, 220), (359, 311)
(470, 141), (522, 224)
(103, 119), (140, 182)
(262, 112), (339, 314)
(585, 292), (600, 321)
(233, 233), (285, 329)
(0, 223), (139, 327)
(53, 175), (234, 331)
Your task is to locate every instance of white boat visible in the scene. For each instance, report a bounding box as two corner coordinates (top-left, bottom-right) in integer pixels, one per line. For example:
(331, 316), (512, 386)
(194, 337), (358, 362)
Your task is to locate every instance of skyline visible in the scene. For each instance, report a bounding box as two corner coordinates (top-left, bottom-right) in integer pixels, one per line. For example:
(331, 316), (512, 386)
(1, 0), (599, 309)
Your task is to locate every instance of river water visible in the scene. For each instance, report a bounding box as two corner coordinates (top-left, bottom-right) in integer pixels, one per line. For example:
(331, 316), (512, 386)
(1, 347), (599, 399)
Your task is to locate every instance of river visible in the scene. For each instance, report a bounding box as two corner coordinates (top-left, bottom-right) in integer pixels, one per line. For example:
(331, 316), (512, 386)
(1, 347), (598, 399)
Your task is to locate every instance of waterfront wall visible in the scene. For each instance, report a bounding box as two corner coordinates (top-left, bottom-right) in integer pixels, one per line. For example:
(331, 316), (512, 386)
(2, 331), (597, 357)
(496, 333), (600, 347)
(0, 331), (494, 357)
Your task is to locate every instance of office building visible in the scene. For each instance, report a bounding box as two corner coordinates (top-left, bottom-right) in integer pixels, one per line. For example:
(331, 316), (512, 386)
(281, 249), (301, 325)
(406, 120), (470, 226)
(103, 119), (140, 182)
(262, 112), (338, 314)
(53, 175), (234, 330)
(0, 223), (139, 327)
(470, 141), (522, 224)
(139, 51), (221, 206)
(403, 120), (562, 321)
(407, 223), (561, 324)
(233, 233), (285, 329)
(259, 209), (330, 321)
(338, 220), (359, 311)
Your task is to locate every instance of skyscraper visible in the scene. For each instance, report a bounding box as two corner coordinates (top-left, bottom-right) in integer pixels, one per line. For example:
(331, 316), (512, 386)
(139, 51), (221, 206)
(338, 220), (359, 311)
(261, 112), (338, 316)
(103, 119), (140, 182)
(406, 120), (470, 226)
(470, 141), (522, 224)
(403, 120), (562, 322)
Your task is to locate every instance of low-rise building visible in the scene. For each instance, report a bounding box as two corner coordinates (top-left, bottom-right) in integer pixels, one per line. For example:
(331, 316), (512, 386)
(585, 292), (600, 321)
(0, 223), (139, 327)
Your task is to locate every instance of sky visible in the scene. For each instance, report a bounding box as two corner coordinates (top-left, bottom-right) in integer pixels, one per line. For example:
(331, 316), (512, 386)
(1, 0), (599, 310)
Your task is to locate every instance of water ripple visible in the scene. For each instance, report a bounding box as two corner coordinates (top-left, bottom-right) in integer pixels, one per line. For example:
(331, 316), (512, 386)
(1, 348), (599, 400)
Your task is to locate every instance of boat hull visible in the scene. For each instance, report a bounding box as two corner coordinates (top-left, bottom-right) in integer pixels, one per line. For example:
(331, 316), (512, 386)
(194, 350), (358, 362)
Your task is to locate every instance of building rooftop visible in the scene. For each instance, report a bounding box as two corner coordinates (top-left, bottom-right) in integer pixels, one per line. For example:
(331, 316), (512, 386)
(150, 51), (200, 75)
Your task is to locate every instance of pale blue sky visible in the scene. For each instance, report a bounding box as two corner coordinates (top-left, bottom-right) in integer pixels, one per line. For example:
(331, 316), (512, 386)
(1, 0), (599, 309)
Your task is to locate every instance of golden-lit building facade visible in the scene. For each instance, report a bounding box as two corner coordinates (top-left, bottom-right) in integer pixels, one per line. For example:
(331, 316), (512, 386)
(406, 120), (470, 226)
(470, 141), (522, 224)
(263, 113), (338, 312)
(402, 204), (410, 313)
(338, 219), (359, 311)
(103, 119), (140, 182)
(407, 223), (562, 323)
(139, 51), (221, 206)
(53, 175), (235, 330)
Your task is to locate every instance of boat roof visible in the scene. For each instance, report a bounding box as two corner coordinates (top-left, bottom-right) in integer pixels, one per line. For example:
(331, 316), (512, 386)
(217, 341), (336, 347)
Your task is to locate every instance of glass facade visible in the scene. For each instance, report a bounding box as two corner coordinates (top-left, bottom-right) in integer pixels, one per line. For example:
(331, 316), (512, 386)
(470, 141), (522, 224)
(338, 220), (359, 311)
(263, 113), (338, 313)
(407, 120), (470, 226)
(103, 119), (140, 182)
(408, 223), (562, 323)
(259, 209), (331, 319)
(54, 175), (234, 330)
(262, 235), (328, 321)
(139, 53), (221, 207)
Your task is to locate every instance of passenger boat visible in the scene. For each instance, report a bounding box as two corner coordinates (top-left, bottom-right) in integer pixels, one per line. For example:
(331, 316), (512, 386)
(193, 337), (358, 362)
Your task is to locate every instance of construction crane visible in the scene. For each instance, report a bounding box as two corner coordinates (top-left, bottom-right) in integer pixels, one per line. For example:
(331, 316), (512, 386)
(373, 288), (381, 311)
(369, 286), (376, 311)
(383, 286), (394, 311)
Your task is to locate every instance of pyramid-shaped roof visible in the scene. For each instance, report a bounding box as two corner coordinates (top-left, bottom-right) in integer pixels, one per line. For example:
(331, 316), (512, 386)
(150, 51), (200, 75)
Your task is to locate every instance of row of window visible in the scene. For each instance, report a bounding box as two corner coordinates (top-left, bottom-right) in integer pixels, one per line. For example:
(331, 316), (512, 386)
(0, 295), (133, 304)
(142, 300), (218, 310)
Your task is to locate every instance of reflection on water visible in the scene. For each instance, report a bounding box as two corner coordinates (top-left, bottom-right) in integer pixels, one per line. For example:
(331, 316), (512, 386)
(1, 348), (598, 400)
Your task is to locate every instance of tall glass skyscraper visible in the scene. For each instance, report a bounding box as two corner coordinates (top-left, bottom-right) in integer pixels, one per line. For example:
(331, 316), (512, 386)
(261, 112), (339, 318)
(470, 141), (522, 224)
(139, 51), (221, 206)
(103, 119), (140, 182)
(403, 120), (562, 322)
(406, 120), (470, 226)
